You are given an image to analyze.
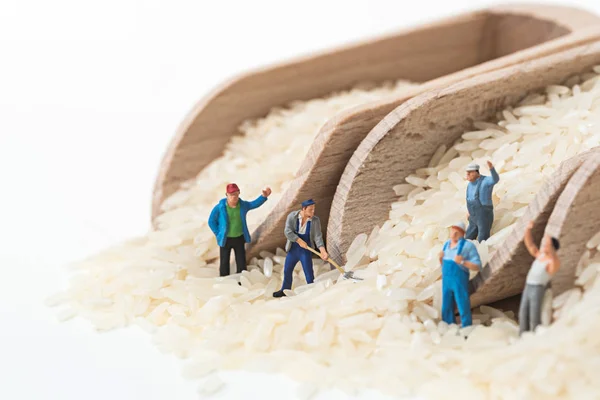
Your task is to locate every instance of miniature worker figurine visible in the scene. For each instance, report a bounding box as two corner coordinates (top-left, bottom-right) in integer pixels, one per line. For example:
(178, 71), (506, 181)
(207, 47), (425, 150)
(465, 160), (500, 242)
(519, 221), (561, 335)
(208, 183), (272, 277)
(439, 222), (482, 327)
(273, 199), (328, 298)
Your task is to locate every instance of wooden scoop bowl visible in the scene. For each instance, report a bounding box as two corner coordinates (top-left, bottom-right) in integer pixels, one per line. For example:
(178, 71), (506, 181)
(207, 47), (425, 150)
(471, 152), (600, 308)
(247, 6), (600, 261)
(470, 148), (600, 307)
(152, 5), (600, 260)
(327, 40), (600, 306)
(543, 155), (600, 296)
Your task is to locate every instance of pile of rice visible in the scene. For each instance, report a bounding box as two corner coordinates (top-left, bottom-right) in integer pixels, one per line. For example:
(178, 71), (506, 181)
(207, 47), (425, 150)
(48, 66), (600, 399)
(155, 80), (419, 231)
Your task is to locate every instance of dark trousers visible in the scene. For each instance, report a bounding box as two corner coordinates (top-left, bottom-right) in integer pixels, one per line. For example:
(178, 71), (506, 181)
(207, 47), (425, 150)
(280, 242), (314, 291)
(219, 235), (246, 276)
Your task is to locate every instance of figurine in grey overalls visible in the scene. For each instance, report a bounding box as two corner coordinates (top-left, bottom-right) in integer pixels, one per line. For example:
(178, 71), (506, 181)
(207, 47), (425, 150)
(273, 199), (328, 298)
(465, 161), (500, 242)
(519, 221), (561, 335)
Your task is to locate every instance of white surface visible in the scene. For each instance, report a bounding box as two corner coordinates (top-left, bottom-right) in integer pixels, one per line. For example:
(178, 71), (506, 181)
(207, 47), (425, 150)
(2, 0), (600, 399)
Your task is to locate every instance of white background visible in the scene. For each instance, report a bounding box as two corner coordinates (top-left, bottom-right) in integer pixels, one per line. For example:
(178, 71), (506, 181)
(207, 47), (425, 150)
(2, 1), (600, 399)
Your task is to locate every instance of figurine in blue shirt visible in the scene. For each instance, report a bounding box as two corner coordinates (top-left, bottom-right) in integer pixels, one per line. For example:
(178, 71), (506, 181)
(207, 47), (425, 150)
(465, 161), (500, 242)
(438, 222), (482, 327)
(208, 183), (271, 277)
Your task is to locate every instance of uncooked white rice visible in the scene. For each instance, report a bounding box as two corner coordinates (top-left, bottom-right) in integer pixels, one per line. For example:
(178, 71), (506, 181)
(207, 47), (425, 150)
(49, 68), (600, 399)
(156, 80), (419, 234)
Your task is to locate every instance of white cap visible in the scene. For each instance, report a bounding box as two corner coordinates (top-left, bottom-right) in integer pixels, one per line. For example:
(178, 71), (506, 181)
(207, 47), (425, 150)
(451, 222), (466, 232)
(466, 163), (480, 172)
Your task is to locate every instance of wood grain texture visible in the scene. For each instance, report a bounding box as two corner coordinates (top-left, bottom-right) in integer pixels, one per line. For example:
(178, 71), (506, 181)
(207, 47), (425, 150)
(242, 5), (600, 259)
(544, 156), (600, 296)
(152, 4), (600, 233)
(469, 148), (600, 307)
(487, 294), (522, 317)
(329, 40), (600, 267)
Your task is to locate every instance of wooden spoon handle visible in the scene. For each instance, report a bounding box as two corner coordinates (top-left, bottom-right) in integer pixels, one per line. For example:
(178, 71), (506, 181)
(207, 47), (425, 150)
(303, 245), (346, 274)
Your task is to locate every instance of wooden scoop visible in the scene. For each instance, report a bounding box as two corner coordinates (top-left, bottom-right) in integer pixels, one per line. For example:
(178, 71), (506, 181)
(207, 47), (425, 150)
(469, 148), (600, 307)
(328, 40), (600, 306)
(470, 151), (600, 308)
(152, 4), (600, 248)
(544, 155), (600, 296)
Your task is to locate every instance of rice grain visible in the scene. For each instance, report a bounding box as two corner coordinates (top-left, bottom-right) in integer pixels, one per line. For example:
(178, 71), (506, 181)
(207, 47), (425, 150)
(53, 67), (600, 399)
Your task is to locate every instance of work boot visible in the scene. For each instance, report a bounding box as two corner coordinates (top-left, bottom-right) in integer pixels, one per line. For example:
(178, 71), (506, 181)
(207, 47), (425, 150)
(272, 290), (286, 298)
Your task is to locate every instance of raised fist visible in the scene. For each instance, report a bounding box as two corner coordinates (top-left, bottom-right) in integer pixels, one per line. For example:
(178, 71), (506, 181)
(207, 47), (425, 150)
(526, 220), (534, 231)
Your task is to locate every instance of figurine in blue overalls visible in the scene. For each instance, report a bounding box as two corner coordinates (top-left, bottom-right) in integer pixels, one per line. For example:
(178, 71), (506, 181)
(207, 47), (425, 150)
(273, 199), (328, 298)
(465, 161), (500, 242)
(439, 222), (482, 327)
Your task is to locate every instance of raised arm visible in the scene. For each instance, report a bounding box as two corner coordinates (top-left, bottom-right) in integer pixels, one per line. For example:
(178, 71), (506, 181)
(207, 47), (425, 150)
(247, 194), (268, 210)
(487, 161), (500, 184)
(523, 221), (539, 258)
(489, 168), (500, 183)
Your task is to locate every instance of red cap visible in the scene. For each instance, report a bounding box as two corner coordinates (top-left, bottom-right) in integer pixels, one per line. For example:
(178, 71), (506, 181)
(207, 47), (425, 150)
(226, 183), (240, 194)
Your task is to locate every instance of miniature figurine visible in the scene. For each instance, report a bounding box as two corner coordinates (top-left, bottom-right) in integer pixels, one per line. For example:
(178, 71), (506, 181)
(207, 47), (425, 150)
(208, 183), (272, 277)
(465, 160), (500, 242)
(439, 222), (482, 327)
(519, 220), (561, 335)
(273, 199), (328, 297)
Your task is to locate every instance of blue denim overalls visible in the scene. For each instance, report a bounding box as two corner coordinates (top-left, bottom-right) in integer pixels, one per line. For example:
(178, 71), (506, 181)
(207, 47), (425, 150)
(466, 177), (494, 242)
(441, 238), (472, 327)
